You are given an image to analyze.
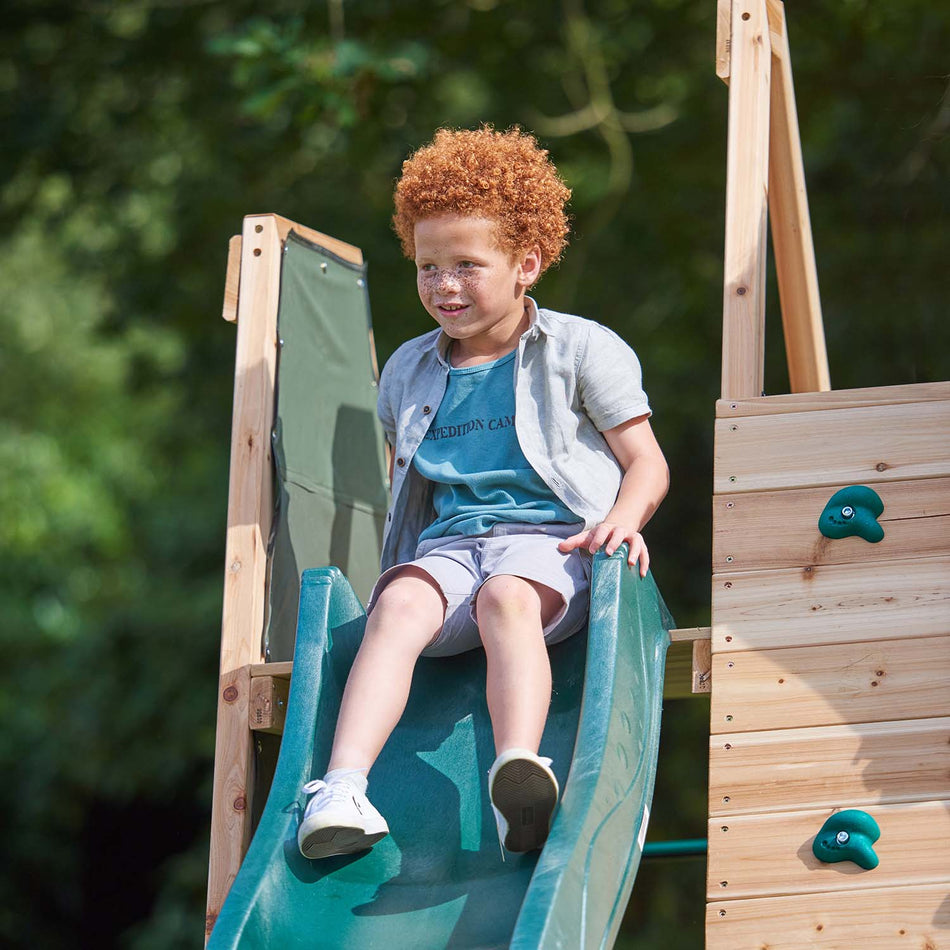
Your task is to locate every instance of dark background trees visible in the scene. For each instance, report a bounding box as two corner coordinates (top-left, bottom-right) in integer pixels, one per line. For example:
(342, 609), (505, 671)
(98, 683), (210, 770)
(2, 1), (946, 946)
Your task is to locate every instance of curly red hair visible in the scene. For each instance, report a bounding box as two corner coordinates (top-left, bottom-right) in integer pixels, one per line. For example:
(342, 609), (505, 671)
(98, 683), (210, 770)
(393, 126), (571, 277)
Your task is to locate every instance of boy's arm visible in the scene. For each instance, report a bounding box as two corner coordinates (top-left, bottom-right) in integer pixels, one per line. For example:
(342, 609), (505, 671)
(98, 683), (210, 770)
(557, 414), (669, 577)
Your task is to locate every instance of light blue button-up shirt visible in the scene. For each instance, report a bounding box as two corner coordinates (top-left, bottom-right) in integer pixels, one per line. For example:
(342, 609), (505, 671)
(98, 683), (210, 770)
(377, 299), (652, 571)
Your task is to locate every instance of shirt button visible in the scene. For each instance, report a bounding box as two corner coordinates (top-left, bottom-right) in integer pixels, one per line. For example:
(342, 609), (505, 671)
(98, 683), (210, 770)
(423, 405), (431, 414)
(396, 457), (406, 467)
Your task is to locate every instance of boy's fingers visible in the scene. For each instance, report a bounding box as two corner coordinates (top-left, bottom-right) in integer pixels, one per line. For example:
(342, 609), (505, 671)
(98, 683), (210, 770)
(558, 531), (589, 552)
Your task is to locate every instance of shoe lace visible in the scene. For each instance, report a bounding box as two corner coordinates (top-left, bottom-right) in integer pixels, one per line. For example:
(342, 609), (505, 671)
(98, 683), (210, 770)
(301, 778), (356, 808)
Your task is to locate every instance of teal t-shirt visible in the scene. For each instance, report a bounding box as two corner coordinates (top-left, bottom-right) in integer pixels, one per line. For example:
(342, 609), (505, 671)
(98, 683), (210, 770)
(414, 350), (577, 541)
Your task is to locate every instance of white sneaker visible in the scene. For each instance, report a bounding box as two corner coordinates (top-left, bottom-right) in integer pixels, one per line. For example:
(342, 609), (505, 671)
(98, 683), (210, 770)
(488, 748), (559, 854)
(297, 778), (389, 859)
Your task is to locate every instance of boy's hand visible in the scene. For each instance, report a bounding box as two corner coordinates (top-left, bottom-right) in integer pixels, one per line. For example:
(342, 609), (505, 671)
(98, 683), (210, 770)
(558, 524), (650, 578)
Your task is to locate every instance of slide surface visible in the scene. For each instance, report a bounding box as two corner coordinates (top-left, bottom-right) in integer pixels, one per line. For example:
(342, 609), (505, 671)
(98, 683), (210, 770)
(209, 548), (670, 949)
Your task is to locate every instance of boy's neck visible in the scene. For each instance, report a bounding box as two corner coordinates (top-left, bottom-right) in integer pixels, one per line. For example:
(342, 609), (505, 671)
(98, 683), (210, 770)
(448, 302), (531, 368)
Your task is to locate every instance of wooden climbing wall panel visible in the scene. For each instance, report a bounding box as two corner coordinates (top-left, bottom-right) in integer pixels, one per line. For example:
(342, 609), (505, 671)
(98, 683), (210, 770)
(707, 383), (950, 948)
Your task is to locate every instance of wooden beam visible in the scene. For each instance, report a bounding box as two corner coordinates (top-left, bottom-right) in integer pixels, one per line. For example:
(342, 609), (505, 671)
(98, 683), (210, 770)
(709, 716), (950, 816)
(716, 0), (732, 83)
(271, 214), (363, 266)
(249, 675), (290, 734)
(765, 0), (830, 393)
(712, 556), (950, 653)
(721, 0), (771, 400)
(707, 883), (950, 949)
(714, 399), (950, 494)
(206, 214), (283, 940)
(693, 638), (712, 693)
(716, 380), (950, 417)
(222, 235), (241, 323)
(710, 634), (950, 733)
(713, 476), (950, 574)
(707, 799), (950, 900)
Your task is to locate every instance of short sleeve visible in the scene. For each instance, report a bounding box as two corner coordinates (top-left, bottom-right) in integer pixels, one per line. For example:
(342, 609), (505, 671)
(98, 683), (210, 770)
(376, 358), (398, 446)
(576, 322), (652, 431)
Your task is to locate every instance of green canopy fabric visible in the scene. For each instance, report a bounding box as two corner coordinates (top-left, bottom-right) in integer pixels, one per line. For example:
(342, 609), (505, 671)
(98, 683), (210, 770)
(265, 231), (388, 661)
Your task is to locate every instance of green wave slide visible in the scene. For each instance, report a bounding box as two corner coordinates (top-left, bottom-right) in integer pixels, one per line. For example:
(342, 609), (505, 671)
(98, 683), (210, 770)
(208, 548), (671, 949)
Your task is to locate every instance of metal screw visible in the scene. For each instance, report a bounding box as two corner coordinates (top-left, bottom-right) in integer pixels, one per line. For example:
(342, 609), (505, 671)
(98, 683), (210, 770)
(357, 278), (365, 288)
(836, 831), (850, 845)
(321, 262), (328, 273)
(841, 506), (855, 519)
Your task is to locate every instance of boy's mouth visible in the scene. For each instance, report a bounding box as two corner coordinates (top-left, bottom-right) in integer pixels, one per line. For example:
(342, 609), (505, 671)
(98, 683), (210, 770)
(436, 303), (470, 316)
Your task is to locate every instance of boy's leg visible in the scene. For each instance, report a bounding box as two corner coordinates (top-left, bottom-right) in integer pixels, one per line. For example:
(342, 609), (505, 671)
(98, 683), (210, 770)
(474, 573), (563, 755)
(327, 566), (446, 772)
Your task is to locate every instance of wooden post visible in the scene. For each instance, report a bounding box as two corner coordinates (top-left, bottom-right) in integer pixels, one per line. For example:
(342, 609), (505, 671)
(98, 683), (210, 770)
(206, 214), (283, 940)
(721, 0), (772, 400)
(766, 0), (830, 393)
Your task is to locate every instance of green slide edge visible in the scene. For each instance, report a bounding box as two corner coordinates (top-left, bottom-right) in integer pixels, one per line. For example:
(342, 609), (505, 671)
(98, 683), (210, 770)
(209, 548), (670, 948)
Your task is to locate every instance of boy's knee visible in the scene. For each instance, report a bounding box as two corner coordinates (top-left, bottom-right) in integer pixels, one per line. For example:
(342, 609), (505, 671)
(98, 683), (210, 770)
(373, 568), (445, 623)
(476, 574), (542, 620)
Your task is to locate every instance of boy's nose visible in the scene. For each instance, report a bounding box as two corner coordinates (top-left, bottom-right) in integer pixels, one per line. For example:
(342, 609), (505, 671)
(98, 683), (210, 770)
(435, 270), (461, 291)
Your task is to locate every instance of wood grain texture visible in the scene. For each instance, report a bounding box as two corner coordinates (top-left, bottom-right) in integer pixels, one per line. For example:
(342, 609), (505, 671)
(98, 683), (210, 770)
(716, 0), (731, 82)
(712, 556), (950, 653)
(707, 883), (950, 949)
(765, 0), (829, 394)
(713, 477), (950, 573)
(709, 717), (950, 816)
(707, 800), (950, 900)
(249, 674), (289, 735)
(271, 214), (363, 265)
(206, 666), (253, 939)
(721, 0), (771, 400)
(222, 235), (241, 323)
(715, 381), (950, 418)
(710, 635), (950, 733)
(714, 400), (950, 494)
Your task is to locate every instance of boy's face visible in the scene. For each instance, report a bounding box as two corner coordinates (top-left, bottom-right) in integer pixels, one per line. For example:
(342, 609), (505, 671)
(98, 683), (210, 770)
(414, 215), (541, 358)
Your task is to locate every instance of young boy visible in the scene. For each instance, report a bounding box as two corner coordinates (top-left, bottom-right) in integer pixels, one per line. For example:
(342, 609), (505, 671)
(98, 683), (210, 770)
(298, 126), (668, 860)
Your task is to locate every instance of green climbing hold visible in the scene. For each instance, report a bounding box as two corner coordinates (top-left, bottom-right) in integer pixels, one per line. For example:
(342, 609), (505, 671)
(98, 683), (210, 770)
(812, 809), (881, 870)
(818, 486), (885, 543)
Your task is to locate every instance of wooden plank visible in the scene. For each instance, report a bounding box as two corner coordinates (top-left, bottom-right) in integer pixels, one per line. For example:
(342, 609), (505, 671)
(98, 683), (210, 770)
(693, 638), (712, 693)
(715, 0), (731, 83)
(207, 215), (284, 939)
(206, 666), (254, 939)
(670, 626), (712, 642)
(716, 380), (950, 418)
(250, 660), (293, 680)
(707, 883), (950, 949)
(715, 400), (950, 494)
(709, 717), (950, 816)
(271, 214), (363, 266)
(707, 800), (950, 900)
(249, 651), (707, 704)
(765, 0), (830, 394)
(720, 0), (771, 400)
(249, 675), (290, 734)
(712, 555), (950, 653)
(710, 634), (950, 733)
(713, 477), (950, 573)
(222, 235), (241, 323)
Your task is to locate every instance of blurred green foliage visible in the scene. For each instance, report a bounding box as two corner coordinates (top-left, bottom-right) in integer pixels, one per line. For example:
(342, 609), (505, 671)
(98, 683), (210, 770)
(1, 0), (947, 946)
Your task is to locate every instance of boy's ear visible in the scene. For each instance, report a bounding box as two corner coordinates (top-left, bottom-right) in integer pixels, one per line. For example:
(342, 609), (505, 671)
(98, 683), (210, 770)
(517, 246), (543, 287)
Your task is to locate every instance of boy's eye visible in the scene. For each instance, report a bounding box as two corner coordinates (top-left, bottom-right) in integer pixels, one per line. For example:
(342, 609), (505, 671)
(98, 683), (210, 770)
(418, 263), (436, 272)
(459, 260), (476, 269)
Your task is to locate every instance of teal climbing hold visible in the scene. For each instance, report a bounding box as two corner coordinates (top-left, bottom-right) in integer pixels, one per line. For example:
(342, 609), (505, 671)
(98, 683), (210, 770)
(818, 486), (885, 543)
(812, 809), (881, 870)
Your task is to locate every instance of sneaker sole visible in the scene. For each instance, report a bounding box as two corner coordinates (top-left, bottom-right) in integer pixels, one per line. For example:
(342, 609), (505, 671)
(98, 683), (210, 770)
(491, 759), (557, 853)
(299, 825), (388, 860)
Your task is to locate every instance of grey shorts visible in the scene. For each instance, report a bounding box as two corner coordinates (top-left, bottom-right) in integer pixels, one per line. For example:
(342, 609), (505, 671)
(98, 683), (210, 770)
(368, 523), (591, 658)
